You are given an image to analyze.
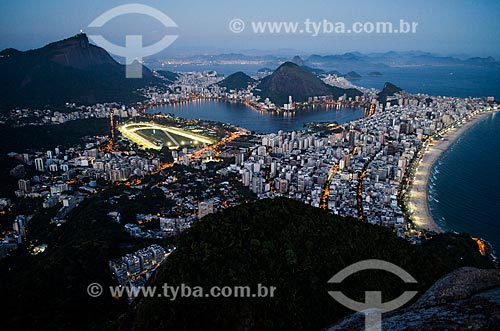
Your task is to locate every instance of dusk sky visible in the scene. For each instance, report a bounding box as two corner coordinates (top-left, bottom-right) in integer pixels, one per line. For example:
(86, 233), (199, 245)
(1, 0), (499, 57)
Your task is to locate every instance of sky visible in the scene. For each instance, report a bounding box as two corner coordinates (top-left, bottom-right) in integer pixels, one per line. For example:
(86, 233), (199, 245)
(1, 0), (499, 57)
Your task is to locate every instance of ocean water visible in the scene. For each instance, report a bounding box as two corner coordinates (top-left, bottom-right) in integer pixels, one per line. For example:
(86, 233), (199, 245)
(356, 66), (500, 100)
(429, 112), (500, 252)
(148, 99), (364, 133)
(163, 65), (500, 100)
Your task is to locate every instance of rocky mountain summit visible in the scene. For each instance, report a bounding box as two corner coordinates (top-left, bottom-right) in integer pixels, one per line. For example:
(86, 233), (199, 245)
(327, 267), (500, 331)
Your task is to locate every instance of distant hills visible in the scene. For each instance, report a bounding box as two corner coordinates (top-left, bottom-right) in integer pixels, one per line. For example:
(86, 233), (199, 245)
(368, 71), (383, 77)
(257, 67), (273, 73)
(0, 33), (160, 108)
(306, 51), (500, 70)
(291, 55), (305, 66)
(344, 71), (362, 80)
(167, 51), (500, 74)
(255, 62), (362, 105)
(217, 71), (256, 90)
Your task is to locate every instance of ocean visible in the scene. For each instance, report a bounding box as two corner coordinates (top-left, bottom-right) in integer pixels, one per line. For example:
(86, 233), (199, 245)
(429, 112), (500, 252)
(354, 66), (500, 100)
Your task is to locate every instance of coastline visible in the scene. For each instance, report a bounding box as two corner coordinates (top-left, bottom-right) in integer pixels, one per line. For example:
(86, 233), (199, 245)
(407, 109), (495, 233)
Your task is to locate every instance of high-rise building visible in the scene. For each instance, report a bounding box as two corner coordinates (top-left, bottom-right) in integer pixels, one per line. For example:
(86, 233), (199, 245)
(348, 131), (356, 147)
(270, 161), (277, 178)
(13, 215), (27, 238)
(137, 248), (154, 270)
(34, 158), (44, 172)
(122, 254), (141, 276)
(18, 179), (31, 193)
(234, 153), (245, 165)
(251, 176), (263, 194)
(150, 244), (166, 264)
(279, 178), (288, 194)
(241, 170), (250, 187)
(343, 154), (351, 168)
(198, 200), (214, 219)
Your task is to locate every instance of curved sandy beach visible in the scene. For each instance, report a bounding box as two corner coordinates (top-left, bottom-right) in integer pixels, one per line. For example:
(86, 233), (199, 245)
(407, 110), (495, 233)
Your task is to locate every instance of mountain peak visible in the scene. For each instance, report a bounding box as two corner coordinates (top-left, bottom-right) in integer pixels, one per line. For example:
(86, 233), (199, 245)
(217, 71), (255, 90)
(41, 32), (90, 51)
(277, 61), (299, 70)
(256, 61), (361, 105)
(34, 32), (117, 70)
(0, 33), (159, 107)
(377, 82), (403, 106)
(381, 82), (402, 94)
(328, 267), (500, 330)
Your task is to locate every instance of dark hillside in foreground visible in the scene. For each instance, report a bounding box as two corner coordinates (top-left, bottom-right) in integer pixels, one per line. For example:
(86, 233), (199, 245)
(129, 198), (491, 331)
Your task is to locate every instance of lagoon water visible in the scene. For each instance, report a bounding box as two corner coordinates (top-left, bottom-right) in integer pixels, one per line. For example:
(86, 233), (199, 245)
(148, 99), (364, 133)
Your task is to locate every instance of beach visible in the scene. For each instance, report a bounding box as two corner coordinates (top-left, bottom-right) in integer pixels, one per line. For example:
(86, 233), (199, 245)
(407, 110), (495, 233)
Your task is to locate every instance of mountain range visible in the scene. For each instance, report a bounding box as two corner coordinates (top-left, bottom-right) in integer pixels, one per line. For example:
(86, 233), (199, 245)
(0, 33), (159, 108)
(161, 51), (500, 74)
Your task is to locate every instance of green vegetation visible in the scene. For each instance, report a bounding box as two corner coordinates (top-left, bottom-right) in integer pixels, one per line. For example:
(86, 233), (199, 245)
(0, 153), (26, 197)
(218, 71), (256, 90)
(0, 185), (176, 330)
(116, 186), (174, 224)
(0, 118), (110, 153)
(130, 198), (491, 331)
(0, 195), (491, 330)
(156, 70), (180, 83)
(0, 34), (158, 108)
(0, 196), (130, 329)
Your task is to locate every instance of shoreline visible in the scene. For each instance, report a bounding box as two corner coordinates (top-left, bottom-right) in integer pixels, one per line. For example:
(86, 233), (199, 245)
(407, 109), (496, 233)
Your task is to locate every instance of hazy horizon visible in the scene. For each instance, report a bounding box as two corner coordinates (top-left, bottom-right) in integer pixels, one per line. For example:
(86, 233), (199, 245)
(1, 0), (499, 58)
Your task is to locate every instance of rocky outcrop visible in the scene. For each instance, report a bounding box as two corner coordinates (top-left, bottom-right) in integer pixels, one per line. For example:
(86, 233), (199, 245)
(327, 267), (500, 331)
